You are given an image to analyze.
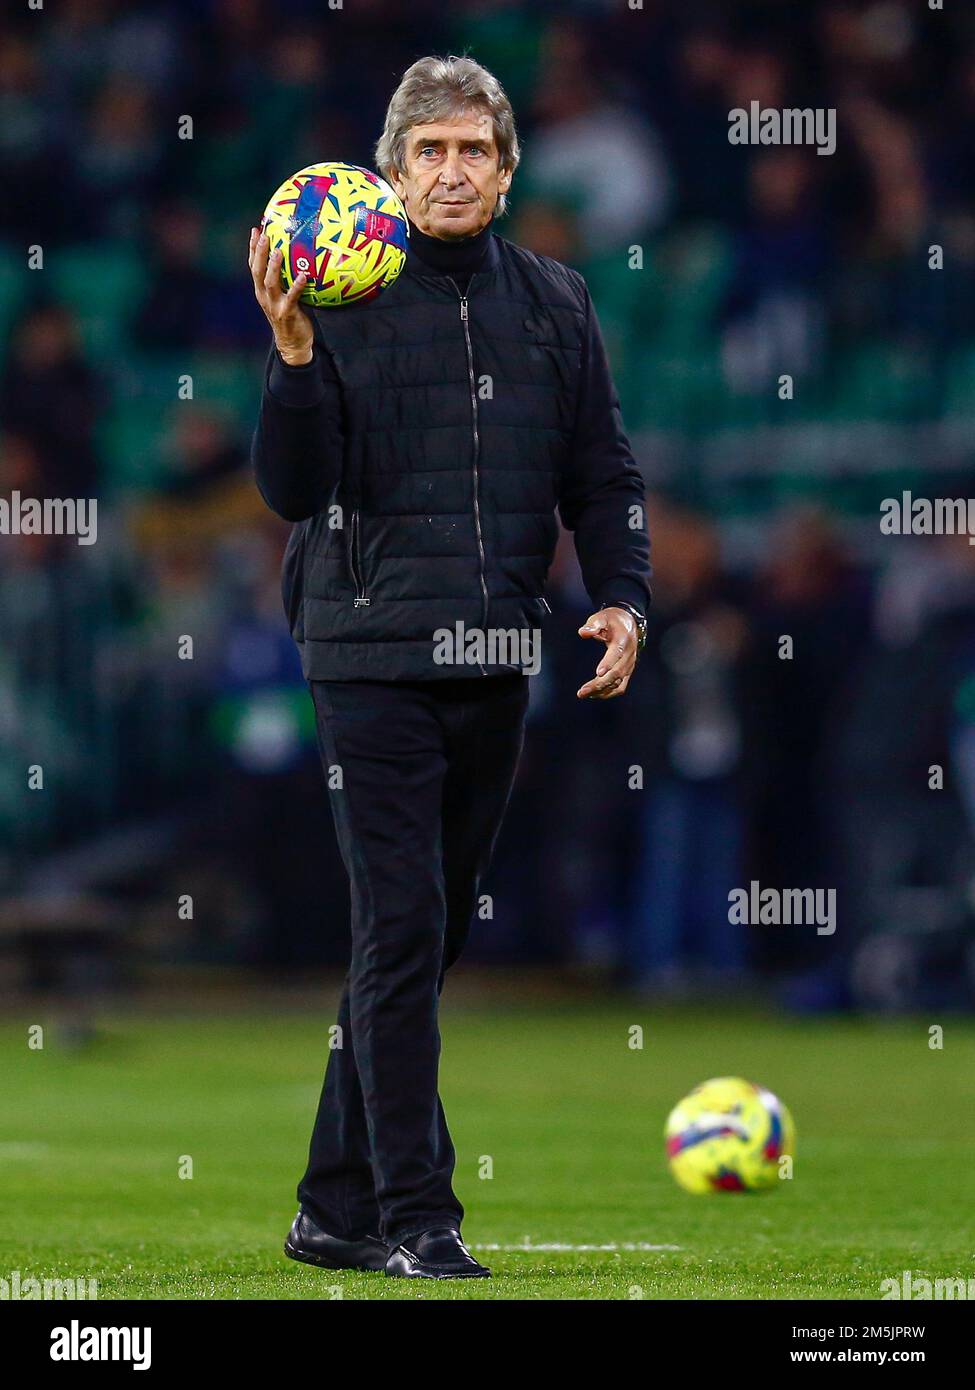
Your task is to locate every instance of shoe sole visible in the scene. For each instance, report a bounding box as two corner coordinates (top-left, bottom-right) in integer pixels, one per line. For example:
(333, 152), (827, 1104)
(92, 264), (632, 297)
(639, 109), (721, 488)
(385, 1267), (492, 1279)
(284, 1238), (386, 1273)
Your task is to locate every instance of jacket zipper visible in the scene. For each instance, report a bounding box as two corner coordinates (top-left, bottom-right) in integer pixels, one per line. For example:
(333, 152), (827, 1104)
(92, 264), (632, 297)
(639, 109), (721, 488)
(457, 286), (489, 675)
(349, 508), (370, 607)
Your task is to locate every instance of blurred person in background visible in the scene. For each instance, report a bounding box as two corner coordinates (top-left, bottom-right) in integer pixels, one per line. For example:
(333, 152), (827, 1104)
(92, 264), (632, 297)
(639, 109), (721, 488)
(721, 150), (832, 394)
(0, 35), (54, 245)
(74, 79), (166, 242)
(747, 506), (871, 1005)
(509, 194), (580, 268)
(0, 303), (101, 500)
(131, 405), (262, 683)
(200, 525), (343, 971)
(841, 95), (944, 349)
(0, 431), (61, 574)
(134, 201), (211, 354)
(622, 494), (751, 991)
(523, 17), (671, 255)
(154, 407), (250, 501)
(514, 526), (636, 972)
(824, 522), (975, 1011)
(663, 23), (747, 225)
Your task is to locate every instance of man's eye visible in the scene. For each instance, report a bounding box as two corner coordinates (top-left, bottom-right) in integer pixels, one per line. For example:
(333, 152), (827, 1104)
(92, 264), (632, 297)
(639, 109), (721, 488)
(420, 147), (439, 158)
(467, 147), (484, 157)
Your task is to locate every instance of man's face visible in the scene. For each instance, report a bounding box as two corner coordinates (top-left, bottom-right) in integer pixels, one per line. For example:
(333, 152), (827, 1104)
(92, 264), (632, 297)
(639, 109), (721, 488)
(389, 111), (512, 240)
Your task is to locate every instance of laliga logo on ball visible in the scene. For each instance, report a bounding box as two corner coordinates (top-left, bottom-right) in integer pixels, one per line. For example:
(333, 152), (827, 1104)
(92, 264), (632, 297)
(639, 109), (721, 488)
(260, 162), (409, 308)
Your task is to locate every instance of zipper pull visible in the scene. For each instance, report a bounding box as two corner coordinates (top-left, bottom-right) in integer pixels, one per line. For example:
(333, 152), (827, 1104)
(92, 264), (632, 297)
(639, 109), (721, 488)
(459, 297), (468, 321)
(353, 597), (371, 608)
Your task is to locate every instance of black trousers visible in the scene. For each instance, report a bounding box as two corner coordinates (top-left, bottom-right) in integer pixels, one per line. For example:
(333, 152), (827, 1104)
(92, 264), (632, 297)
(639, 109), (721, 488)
(297, 672), (529, 1244)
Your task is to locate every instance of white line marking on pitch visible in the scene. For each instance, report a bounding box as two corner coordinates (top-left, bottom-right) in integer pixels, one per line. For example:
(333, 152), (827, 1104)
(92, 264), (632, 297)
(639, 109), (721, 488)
(479, 1241), (681, 1252)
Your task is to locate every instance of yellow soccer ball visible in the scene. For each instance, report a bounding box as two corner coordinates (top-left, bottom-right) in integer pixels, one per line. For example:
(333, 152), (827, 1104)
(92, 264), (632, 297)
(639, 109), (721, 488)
(260, 162), (409, 308)
(665, 1076), (795, 1193)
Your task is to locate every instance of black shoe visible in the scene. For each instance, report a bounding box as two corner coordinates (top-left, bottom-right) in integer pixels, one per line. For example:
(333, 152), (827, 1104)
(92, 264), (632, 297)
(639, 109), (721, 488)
(384, 1226), (491, 1279)
(284, 1210), (387, 1272)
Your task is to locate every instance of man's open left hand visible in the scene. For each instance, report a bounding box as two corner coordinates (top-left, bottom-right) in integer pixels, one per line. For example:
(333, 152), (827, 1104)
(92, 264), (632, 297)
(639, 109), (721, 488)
(576, 606), (639, 700)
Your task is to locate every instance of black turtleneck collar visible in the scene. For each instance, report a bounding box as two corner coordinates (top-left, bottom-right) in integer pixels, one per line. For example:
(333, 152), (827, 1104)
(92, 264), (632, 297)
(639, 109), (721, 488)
(406, 217), (495, 279)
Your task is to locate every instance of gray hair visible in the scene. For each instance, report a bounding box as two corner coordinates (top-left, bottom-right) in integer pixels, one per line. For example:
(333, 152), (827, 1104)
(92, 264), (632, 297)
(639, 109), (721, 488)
(375, 55), (520, 218)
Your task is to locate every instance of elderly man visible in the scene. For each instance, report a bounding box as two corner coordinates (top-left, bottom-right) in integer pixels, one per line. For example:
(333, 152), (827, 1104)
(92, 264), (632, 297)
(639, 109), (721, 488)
(250, 55), (650, 1279)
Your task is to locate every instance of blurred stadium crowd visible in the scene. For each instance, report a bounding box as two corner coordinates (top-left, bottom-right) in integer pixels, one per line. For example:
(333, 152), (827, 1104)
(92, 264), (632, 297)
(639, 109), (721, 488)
(2, 0), (975, 1010)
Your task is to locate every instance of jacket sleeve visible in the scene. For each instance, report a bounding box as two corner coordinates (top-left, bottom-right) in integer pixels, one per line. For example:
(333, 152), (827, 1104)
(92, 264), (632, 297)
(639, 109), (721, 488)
(557, 287), (652, 615)
(251, 333), (345, 522)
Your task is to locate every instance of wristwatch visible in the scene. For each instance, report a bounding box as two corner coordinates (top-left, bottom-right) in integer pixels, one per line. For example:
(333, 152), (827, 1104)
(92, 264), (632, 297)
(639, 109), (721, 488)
(605, 600), (647, 653)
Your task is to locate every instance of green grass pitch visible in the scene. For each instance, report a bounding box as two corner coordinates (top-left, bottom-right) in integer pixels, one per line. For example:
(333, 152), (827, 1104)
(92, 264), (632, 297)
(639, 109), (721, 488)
(1, 1000), (972, 1300)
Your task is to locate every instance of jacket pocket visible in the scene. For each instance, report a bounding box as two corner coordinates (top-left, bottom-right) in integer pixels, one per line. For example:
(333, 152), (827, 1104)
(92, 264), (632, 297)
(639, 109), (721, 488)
(282, 523), (306, 636)
(347, 508), (370, 607)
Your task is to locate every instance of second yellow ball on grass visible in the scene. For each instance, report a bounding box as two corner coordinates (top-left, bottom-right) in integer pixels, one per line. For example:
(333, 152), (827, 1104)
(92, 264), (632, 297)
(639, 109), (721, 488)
(665, 1075), (796, 1193)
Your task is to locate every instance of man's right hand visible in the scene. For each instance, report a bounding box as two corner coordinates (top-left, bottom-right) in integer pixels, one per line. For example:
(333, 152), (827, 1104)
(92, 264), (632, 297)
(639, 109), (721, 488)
(248, 227), (315, 366)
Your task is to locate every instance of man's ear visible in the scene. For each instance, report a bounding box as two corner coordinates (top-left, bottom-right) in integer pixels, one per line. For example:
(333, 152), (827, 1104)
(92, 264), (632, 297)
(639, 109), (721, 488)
(498, 167), (513, 195)
(388, 167), (406, 199)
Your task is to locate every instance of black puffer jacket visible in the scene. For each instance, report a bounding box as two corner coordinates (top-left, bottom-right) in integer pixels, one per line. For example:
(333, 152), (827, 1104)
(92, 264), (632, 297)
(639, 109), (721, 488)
(252, 225), (651, 681)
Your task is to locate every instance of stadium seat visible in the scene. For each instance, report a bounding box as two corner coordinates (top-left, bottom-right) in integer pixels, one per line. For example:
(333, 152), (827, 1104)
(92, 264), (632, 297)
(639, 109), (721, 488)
(48, 243), (147, 359)
(653, 225), (734, 356)
(826, 342), (939, 422)
(95, 400), (170, 493)
(943, 343), (975, 419)
(0, 242), (33, 368)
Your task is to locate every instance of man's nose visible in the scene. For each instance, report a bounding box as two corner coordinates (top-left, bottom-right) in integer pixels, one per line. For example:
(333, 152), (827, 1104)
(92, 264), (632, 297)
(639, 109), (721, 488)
(439, 155), (466, 187)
